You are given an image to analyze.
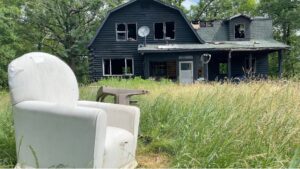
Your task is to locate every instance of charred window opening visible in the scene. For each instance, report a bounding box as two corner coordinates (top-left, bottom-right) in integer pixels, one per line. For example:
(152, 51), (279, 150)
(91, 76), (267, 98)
(235, 24), (245, 39)
(116, 24), (126, 41)
(166, 22), (175, 40)
(219, 63), (228, 74)
(200, 21), (214, 27)
(116, 23), (137, 41)
(126, 59), (133, 74)
(111, 59), (125, 75)
(154, 22), (175, 40)
(154, 23), (164, 39)
(104, 59), (111, 75)
(127, 24), (137, 41)
(103, 58), (134, 76)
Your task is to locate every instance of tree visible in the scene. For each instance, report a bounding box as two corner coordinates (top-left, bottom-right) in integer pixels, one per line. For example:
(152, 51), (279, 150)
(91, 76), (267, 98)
(189, 0), (258, 20)
(258, 0), (300, 77)
(0, 0), (26, 89)
(21, 0), (123, 83)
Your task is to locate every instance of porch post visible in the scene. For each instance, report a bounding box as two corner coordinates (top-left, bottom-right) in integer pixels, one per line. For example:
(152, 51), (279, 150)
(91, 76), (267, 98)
(144, 54), (150, 78)
(278, 50), (283, 79)
(228, 51), (232, 79)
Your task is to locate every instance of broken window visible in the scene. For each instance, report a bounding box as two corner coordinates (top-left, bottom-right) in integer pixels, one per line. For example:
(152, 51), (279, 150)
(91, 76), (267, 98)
(219, 63), (228, 74)
(126, 59), (133, 74)
(103, 58), (134, 76)
(165, 22), (175, 40)
(235, 24), (245, 39)
(127, 24), (137, 41)
(116, 23), (126, 41)
(200, 21), (214, 27)
(155, 22), (175, 40)
(116, 23), (137, 41)
(154, 23), (164, 40)
(104, 59), (111, 75)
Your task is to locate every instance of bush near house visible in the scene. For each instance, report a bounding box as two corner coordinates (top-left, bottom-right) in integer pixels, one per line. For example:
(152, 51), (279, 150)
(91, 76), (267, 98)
(1, 78), (300, 168)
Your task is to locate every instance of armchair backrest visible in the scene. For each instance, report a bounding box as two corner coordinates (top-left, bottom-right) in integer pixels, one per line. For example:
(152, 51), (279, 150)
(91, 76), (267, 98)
(8, 52), (79, 106)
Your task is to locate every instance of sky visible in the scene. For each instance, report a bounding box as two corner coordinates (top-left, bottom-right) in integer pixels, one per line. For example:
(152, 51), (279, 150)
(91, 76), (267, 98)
(182, 0), (199, 10)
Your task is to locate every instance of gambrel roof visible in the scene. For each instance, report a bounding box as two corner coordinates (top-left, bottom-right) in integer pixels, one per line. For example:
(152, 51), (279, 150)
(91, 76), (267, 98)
(88, 0), (205, 48)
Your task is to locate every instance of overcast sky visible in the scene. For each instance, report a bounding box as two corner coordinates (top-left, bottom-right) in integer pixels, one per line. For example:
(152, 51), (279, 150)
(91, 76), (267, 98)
(182, 0), (199, 10)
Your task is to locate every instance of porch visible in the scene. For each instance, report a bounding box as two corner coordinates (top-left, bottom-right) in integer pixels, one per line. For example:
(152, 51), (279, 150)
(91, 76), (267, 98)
(138, 41), (289, 82)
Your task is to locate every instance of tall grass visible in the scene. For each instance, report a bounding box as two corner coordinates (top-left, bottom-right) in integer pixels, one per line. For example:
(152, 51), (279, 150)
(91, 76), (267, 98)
(0, 91), (16, 168)
(1, 78), (300, 168)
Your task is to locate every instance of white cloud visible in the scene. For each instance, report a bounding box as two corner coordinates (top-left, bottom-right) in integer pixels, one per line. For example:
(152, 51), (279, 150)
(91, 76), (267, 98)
(182, 0), (199, 10)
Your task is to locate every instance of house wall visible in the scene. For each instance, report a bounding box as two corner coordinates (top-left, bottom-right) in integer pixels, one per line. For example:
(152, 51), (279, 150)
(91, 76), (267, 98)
(89, 0), (200, 80)
(250, 19), (273, 40)
(208, 51), (269, 80)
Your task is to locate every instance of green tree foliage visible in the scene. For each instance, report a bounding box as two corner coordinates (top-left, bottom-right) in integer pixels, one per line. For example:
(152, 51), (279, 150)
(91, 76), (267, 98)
(0, 0), (25, 89)
(21, 0), (119, 83)
(258, 0), (300, 77)
(189, 0), (258, 20)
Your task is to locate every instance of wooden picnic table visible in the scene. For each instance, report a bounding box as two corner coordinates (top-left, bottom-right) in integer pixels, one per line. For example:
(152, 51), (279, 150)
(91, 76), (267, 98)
(96, 86), (149, 105)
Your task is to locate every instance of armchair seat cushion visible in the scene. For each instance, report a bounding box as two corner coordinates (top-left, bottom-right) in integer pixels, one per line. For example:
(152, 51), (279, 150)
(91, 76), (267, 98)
(103, 126), (135, 168)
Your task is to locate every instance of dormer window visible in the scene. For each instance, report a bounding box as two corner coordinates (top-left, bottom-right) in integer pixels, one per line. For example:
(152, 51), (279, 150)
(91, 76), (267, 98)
(235, 24), (245, 39)
(116, 23), (137, 41)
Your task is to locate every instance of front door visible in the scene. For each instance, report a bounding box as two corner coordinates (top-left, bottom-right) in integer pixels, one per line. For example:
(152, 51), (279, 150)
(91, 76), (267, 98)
(179, 61), (193, 84)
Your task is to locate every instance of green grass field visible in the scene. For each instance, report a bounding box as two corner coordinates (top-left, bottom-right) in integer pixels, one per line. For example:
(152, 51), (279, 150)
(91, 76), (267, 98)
(1, 78), (300, 168)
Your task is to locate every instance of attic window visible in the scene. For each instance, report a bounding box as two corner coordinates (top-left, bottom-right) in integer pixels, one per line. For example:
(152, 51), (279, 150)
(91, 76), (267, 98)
(235, 24), (245, 39)
(116, 24), (126, 41)
(154, 22), (175, 40)
(166, 22), (175, 40)
(154, 23), (164, 39)
(128, 24), (137, 41)
(116, 23), (137, 41)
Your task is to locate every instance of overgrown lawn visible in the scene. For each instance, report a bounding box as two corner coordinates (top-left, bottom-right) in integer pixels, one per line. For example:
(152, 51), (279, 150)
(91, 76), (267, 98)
(1, 78), (300, 168)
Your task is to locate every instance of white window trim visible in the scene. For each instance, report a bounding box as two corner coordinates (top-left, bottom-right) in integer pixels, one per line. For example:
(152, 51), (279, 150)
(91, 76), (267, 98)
(116, 23), (137, 41)
(234, 23), (246, 39)
(116, 23), (127, 41)
(102, 58), (134, 76)
(154, 22), (176, 40)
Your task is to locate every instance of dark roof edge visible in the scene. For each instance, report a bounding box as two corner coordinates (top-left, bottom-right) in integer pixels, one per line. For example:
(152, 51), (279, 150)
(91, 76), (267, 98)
(88, 0), (205, 48)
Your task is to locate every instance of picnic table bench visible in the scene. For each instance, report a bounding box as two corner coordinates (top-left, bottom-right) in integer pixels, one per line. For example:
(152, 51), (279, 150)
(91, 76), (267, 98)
(96, 86), (149, 105)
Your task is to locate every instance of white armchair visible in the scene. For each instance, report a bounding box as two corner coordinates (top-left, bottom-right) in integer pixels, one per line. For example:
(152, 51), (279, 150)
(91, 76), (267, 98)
(8, 52), (140, 168)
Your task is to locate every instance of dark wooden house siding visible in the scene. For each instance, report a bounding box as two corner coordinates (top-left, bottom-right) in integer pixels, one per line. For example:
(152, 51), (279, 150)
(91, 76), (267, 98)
(207, 51), (269, 80)
(89, 0), (200, 80)
(229, 17), (251, 41)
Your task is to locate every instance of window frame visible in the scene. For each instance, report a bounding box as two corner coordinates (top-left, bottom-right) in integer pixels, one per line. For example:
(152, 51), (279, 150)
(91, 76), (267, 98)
(102, 58), (134, 76)
(234, 23), (246, 39)
(153, 22), (176, 40)
(115, 23), (138, 42)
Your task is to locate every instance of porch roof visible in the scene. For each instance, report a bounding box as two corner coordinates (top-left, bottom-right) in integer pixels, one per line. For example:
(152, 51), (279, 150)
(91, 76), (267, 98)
(138, 40), (289, 53)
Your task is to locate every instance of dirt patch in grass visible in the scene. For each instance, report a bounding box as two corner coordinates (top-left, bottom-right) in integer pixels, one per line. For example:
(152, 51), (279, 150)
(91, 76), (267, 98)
(137, 153), (171, 168)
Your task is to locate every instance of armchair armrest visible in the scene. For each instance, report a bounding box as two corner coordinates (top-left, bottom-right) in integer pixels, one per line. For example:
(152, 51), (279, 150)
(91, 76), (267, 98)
(13, 101), (107, 168)
(77, 101), (140, 155)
